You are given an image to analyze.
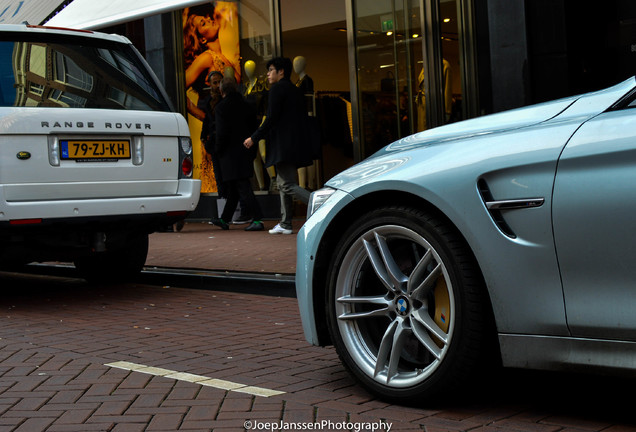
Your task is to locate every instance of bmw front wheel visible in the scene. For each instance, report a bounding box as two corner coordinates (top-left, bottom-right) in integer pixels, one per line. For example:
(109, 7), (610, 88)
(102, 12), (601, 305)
(326, 207), (494, 403)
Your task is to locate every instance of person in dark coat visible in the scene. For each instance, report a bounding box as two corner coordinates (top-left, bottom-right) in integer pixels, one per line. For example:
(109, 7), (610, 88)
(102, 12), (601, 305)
(243, 57), (312, 235)
(200, 70), (226, 198)
(212, 76), (264, 231)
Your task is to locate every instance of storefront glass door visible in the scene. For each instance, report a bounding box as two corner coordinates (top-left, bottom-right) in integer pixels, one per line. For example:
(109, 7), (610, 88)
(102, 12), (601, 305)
(351, 0), (465, 158)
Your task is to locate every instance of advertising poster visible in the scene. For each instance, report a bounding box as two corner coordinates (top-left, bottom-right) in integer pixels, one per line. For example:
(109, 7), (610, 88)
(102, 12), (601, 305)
(182, 1), (240, 193)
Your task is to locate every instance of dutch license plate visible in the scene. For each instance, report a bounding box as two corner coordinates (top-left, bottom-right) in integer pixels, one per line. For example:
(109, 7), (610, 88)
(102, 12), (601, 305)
(60, 139), (131, 161)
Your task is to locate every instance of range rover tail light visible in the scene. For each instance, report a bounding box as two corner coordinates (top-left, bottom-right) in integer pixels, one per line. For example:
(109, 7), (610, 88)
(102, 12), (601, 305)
(179, 137), (193, 178)
(132, 136), (144, 165)
(182, 156), (193, 177)
(180, 137), (193, 155)
(48, 136), (60, 166)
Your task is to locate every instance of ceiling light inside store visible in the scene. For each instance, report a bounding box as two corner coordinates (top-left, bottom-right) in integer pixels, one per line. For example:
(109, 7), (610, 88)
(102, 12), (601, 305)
(443, 18), (451, 23)
(386, 31), (393, 36)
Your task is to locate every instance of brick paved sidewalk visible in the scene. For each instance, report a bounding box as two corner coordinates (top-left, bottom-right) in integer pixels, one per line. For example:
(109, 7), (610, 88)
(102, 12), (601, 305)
(2, 273), (636, 432)
(146, 220), (303, 275)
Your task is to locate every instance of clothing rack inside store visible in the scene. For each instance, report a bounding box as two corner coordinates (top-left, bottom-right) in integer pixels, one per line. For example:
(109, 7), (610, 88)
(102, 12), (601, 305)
(314, 91), (353, 145)
(316, 90), (350, 100)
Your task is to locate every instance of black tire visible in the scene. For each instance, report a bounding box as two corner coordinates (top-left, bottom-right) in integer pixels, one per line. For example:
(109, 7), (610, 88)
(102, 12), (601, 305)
(326, 206), (493, 404)
(174, 220), (185, 232)
(74, 233), (148, 283)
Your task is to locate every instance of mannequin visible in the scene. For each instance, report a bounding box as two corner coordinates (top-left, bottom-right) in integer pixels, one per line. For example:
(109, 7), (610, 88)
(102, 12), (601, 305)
(293, 56), (314, 95)
(243, 60), (258, 95)
(243, 60), (270, 107)
(244, 60), (275, 191)
(416, 59), (453, 132)
(416, 68), (426, 132)
(442, 59), (452, 122)
(223, 65), (235, 79)
(293, 56), (320, 190)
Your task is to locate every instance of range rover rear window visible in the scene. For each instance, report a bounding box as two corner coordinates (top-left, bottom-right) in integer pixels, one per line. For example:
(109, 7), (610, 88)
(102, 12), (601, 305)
(0, 33), (171, 111)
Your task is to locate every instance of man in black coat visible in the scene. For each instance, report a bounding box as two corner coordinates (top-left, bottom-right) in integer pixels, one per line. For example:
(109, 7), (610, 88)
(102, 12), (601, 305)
(243, 57), (312, 235)
(212, 77), (264, 231)
(200, 71), (226, 198)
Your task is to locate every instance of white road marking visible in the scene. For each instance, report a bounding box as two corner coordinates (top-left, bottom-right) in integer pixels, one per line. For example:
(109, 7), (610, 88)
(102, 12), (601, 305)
(105, 361), (285, 397)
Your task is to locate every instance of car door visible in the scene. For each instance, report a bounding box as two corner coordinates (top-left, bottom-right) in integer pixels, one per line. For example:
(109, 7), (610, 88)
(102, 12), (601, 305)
(553, 101), (636, 341)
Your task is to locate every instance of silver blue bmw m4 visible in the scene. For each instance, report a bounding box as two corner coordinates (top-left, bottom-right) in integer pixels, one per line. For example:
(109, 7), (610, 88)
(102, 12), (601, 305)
(296, 77), (636, 403)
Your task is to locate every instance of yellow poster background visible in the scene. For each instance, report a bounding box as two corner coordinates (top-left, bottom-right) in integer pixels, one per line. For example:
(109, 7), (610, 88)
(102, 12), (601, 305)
(182, 1), (240, 193)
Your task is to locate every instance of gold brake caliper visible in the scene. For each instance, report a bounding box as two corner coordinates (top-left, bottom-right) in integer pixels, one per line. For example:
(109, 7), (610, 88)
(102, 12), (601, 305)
(433, 276), (450, 346)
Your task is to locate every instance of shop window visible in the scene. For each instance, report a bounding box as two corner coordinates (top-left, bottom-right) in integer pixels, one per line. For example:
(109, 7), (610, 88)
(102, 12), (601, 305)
(353, 0), (466, 159)
(281, 0), (350, 188)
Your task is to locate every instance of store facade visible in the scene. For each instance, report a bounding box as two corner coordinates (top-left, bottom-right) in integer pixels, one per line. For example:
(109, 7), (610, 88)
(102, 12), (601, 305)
(40, 1), (479, 204)
(9, 0), (636, 215)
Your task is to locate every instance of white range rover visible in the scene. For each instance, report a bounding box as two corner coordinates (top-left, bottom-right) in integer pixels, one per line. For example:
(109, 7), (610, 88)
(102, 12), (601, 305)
(0, 24), (200, 280)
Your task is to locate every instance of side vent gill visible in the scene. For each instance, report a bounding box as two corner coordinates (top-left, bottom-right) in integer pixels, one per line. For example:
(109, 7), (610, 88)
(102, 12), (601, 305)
(477, 178), (545, 239)
(478, 179), (517, 238)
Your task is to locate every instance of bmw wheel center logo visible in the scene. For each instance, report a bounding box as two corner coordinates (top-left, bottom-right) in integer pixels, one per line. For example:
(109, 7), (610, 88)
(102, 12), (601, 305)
(396, 296), (410, 316)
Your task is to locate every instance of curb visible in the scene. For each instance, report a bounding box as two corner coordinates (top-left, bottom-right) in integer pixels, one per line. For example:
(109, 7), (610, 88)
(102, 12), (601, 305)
(25, 263), (297, 298)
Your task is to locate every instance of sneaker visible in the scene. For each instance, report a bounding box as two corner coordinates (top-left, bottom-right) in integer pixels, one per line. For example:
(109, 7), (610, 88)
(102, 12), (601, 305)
(244, 221), (264, 231)
(232, 216), (253, 225)
(209, 218), (229, 230)
(269, 223), (292, 235)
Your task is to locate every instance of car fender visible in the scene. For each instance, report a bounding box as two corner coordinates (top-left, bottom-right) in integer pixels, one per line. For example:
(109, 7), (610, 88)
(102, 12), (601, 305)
(314, 120), (588, 338)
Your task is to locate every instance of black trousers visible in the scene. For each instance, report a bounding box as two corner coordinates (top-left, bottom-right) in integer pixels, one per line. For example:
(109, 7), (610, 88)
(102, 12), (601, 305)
(221, 178), (263, 222)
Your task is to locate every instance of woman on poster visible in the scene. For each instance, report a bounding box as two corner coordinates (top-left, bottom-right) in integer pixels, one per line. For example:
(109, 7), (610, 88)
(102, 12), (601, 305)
(183, 3), (240, 120)
(183, 2), (240, 192)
